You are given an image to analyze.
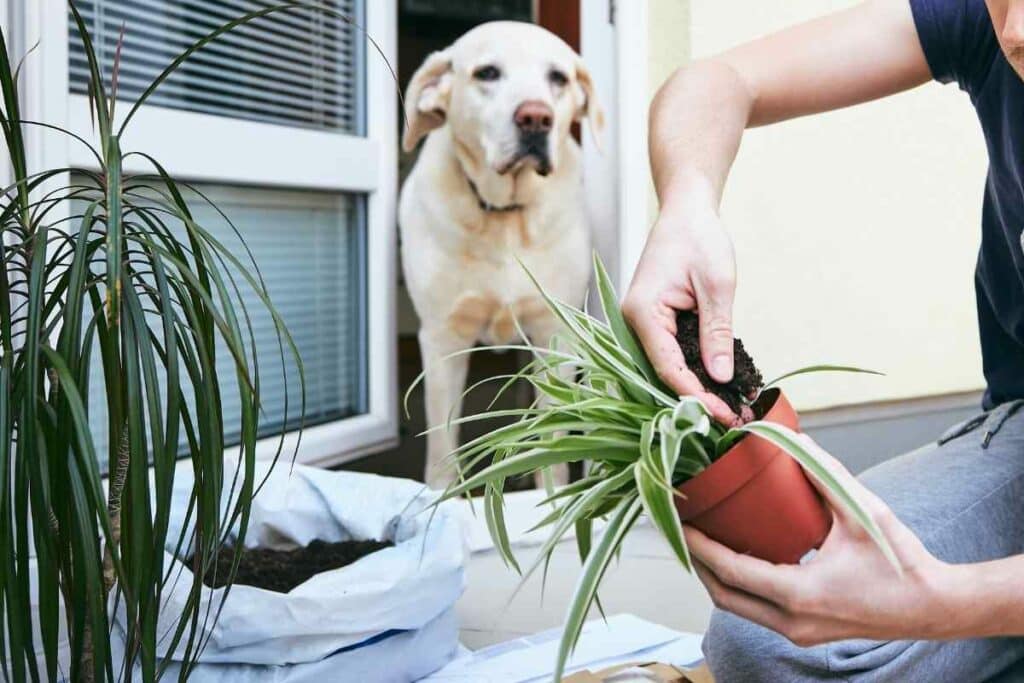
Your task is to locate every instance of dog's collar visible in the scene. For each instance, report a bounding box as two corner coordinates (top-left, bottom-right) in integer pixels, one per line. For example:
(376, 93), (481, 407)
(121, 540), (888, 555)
(466, 177), (525, 213)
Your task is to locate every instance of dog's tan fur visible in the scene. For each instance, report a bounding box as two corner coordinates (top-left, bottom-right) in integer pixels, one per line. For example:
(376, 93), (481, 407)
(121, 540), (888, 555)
(399, 22), (603, 488)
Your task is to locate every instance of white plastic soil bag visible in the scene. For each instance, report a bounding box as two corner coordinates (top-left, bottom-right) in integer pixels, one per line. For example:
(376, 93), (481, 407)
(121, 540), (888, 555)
(113, 460), (466, 682)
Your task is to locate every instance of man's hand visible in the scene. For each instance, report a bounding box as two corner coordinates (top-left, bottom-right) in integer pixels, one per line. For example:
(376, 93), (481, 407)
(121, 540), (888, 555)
(685, 435), (963, 646)
(623, 196), (739, 425)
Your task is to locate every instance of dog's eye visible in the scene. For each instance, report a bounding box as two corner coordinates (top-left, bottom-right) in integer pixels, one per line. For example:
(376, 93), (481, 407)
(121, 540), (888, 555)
(548, 69), (569, 87)
(473, 65), (501, 82)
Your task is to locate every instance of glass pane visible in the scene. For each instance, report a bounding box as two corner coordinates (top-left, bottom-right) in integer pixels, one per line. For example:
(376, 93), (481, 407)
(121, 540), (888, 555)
(68, 0), (365, 134)
(77, 182), (367, 471)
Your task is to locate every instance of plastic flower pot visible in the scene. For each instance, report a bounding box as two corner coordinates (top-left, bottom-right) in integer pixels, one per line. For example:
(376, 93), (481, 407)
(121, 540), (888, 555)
(673, 389), (833, 564)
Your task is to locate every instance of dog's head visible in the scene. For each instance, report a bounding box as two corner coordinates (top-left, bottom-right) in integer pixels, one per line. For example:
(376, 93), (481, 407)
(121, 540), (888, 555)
(401, 21), (604, 177)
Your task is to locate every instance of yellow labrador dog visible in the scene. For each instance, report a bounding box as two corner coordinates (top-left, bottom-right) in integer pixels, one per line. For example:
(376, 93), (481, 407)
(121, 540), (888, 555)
(399, 21), (603, 489)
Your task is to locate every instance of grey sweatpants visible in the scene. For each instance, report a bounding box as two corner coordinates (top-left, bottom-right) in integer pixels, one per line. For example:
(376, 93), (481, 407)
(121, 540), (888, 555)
(703, 400), (1024, 683)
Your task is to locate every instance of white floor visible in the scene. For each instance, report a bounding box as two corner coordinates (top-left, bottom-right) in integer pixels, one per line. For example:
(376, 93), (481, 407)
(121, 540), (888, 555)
(454, 489), (714, 650)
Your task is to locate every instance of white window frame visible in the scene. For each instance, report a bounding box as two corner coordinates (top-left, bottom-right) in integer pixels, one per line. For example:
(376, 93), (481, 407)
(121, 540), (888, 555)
(580, 0), (649, 292)
(0, 0), (8, 193)
(19, 0), (398, 468)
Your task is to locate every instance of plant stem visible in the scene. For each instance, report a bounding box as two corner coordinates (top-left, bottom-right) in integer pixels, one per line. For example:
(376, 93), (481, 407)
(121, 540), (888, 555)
(102, 423), (128, 595)
(80, 625), (95, 683)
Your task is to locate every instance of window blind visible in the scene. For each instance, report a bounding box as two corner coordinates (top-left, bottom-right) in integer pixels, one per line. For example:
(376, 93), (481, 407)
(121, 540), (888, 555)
(78, 183), (366, 471)
(68, 0), (364, 133)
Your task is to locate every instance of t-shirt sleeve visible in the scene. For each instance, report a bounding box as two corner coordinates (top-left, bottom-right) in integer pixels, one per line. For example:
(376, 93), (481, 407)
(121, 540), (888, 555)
(909, 0), (998, 93)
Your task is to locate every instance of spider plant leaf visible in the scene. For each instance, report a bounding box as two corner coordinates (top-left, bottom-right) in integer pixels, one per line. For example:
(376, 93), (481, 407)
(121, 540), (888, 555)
(404, 343), (584, 418)
(491, 434), (638, 454)
(484, 482), (520, 573)
(593, 252), (661, 388)
(715, 428), (747, 458)
(763, 364), (884, 388)
(517, 260), (675, 407)
(535, 474), (606, 508)
(738, 421), (899, 570)
(529, 376), (579, 405)
(555, 497), (643, 681)
(539, 467), (557, 498)
(514, 466), (636, 602)
(574, 517), (592, 566)
(634, 420), (692, 571)
(528, 495), (583, 534)
(437, 448), (593, 501)
(417, 407), (546, 436)
(672, 396), (711, 429)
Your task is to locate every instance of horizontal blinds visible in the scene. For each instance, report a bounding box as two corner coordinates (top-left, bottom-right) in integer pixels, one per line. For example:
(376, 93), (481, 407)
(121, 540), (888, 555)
(77, 181), (366, 471)
(69, 0), (363, 133)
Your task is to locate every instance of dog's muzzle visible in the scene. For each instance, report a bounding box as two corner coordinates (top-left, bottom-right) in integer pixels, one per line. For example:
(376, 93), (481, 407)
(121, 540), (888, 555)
(515, 131), (552, 176)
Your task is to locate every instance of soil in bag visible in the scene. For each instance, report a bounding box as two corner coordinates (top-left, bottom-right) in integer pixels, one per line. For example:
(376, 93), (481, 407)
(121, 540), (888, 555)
(192, 539), (393, 593)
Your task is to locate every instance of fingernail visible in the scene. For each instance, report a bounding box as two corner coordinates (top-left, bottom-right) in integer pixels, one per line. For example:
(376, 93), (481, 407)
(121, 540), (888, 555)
(712, 354), (732, 380)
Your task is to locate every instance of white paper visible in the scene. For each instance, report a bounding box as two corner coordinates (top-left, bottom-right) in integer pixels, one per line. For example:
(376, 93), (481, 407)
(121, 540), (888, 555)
(421, 614), (704, 683)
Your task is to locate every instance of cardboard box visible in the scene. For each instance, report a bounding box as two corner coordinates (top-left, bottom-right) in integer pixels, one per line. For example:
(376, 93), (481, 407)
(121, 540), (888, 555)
(563, 661), (713, 683)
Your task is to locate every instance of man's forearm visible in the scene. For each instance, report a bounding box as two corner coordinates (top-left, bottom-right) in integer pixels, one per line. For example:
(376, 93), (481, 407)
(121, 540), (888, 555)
(648, 60), (753, 213)
(648, 1), (930, 219)
(939, 556), (1024, 638)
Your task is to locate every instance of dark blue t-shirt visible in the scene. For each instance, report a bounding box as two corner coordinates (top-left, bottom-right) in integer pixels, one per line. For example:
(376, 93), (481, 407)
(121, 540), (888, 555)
(911, 0), (1024, 409)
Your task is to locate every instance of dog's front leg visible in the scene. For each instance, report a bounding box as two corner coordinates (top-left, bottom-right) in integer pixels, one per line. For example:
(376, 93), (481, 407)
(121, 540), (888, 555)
(515, 298), (574, 490)
(419, 326), (473, 490)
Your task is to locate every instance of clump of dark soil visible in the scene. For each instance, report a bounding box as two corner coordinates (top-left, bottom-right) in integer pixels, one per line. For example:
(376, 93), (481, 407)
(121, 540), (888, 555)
(193, 539), (392, 593)
(674, 310), (764, 420)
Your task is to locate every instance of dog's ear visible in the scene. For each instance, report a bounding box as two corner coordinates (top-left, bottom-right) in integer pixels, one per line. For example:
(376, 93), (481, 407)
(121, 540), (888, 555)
(402, 49), (453, 152)
(573, 59), (605, 153)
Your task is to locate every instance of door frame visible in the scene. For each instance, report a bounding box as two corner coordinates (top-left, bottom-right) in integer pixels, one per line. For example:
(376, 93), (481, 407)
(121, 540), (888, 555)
(578, 0), (650, 293)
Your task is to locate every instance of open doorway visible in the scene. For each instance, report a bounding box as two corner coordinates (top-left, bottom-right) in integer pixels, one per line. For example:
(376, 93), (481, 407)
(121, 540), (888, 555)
(343, 0), (588, 482)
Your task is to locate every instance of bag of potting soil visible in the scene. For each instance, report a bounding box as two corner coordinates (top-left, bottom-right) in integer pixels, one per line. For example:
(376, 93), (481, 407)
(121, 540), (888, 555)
(112, 460), (467, 682)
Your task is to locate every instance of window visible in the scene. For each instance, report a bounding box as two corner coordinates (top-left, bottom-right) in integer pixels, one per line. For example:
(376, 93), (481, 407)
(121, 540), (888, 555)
(77, 183), (367, 469)
(31, 0), (397, 466)
(69, 0), (363, 133)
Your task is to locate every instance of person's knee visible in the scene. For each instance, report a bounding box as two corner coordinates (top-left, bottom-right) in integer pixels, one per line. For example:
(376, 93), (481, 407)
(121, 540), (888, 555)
(703, 609), (830, 683)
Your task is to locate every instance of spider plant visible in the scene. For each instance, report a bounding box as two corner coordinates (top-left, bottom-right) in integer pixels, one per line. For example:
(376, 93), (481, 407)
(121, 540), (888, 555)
(0, 3), (333, 680)
(429, 254), (897, 680)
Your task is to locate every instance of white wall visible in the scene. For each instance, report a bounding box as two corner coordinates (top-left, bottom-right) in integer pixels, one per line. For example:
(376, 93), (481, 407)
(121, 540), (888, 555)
(649, 0), (988, 411)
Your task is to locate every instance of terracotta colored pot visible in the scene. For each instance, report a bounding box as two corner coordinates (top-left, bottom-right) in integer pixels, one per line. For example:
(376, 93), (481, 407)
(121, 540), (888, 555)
(673, 389), (832, 564)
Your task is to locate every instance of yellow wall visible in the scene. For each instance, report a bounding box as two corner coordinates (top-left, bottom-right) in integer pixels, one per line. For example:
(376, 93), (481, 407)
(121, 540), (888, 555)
(646, 0), (988, 410)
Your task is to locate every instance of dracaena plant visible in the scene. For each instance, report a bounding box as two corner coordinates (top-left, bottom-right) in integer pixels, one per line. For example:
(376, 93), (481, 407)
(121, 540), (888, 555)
(0, 3), (336, 681)
(425, 254), (897, 680)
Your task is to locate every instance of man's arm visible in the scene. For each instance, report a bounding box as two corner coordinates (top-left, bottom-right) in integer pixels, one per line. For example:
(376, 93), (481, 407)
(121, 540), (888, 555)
(652, 0), (931, 200)
(623, 0), (931, 426)
(947, 557), (1024, 638)
(624, 0), (1024, 642)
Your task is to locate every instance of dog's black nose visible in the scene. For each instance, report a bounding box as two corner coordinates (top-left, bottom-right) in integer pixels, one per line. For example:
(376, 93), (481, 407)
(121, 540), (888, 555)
(514, 101), (553, 134)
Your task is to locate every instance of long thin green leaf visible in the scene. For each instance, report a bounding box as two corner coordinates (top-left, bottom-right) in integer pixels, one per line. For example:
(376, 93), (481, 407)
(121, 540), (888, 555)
(511, 466), (636, 604)
(763, 364), (883, 388)
(738, 421), (899, 569)
(438, 447), (598, 501)
(554, 498), (642, 681)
